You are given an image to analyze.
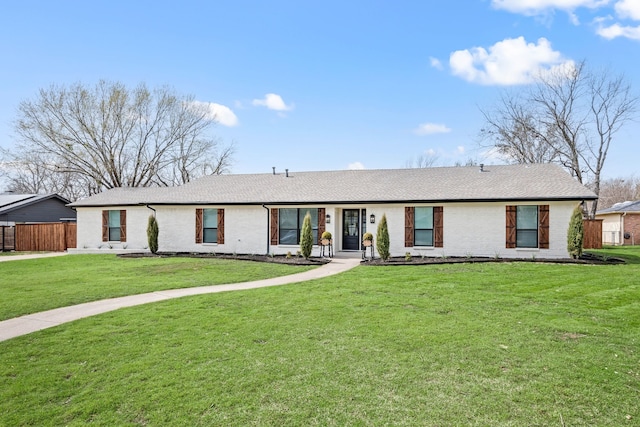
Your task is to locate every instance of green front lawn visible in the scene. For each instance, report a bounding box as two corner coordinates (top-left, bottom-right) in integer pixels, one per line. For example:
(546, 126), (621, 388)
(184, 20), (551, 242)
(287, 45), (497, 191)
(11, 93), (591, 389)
(0, 254), (314, 320)
(1, 250), (639, 425)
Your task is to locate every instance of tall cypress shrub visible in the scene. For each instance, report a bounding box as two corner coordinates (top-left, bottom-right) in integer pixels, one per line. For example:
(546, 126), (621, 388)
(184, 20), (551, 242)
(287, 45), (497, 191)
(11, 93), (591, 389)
(300, 211), (313, 259)
(376, 213), (390, 261)
(567, 205), (584, 259)
(147, 215), (159, 254)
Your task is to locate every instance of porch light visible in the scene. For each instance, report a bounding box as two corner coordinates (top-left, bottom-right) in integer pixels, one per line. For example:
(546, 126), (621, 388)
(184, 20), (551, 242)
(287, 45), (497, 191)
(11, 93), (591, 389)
(370, 214), (375, 224)
(326, 214), (331, 224)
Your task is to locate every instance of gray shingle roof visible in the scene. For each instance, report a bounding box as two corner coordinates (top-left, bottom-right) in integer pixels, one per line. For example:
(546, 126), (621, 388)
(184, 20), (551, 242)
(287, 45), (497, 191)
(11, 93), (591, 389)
(0, 193), (71, 214)
(69, 163), (597, 207)
(596, 200), (640, 214)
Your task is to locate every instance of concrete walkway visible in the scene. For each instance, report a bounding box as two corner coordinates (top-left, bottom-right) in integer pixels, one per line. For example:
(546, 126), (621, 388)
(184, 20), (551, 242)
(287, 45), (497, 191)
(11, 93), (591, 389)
(0, 252), (69, 262)
(0, 256), (361, 342)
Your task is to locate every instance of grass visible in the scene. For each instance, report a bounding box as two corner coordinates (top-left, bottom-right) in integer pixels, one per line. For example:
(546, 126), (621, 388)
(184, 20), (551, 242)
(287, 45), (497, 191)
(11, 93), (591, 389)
(0, 254), (314, 320)
(1, 249), (639, 425)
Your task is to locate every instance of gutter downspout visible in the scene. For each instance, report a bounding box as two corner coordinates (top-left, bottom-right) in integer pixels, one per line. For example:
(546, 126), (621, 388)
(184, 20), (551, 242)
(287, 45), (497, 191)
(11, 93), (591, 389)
(262, 204), (270, 255)
(621, 212), (626, 246)
(145, 204), (156, 216)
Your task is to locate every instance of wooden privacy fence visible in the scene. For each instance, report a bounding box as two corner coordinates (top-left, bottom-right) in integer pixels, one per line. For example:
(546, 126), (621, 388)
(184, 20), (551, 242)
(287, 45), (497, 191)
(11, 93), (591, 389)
(13, 223), (76, 252)
(583, 219), (602, 249)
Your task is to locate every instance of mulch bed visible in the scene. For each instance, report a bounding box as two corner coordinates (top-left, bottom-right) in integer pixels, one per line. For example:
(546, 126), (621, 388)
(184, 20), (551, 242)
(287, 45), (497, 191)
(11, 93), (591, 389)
(361, 252), (625, 266)
(118, 252), (331, 266)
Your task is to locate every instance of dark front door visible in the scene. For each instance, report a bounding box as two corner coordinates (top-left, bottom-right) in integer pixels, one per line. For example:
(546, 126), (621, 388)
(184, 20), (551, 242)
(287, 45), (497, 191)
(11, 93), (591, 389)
(343, 209), (360, 250)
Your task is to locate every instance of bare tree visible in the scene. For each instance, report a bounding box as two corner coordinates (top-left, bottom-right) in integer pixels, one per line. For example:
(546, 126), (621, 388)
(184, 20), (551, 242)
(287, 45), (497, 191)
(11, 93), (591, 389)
(479, 61), (638, 217)
(405, 153), (439, 168)
(598, 176), (640, 210)
(10, 80), (234, 200)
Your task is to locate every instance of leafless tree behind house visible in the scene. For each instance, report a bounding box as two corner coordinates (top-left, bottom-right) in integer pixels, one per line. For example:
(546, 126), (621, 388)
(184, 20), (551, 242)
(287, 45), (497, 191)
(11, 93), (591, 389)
(479, 60), (638, 218)
(5, 80), (234, 201)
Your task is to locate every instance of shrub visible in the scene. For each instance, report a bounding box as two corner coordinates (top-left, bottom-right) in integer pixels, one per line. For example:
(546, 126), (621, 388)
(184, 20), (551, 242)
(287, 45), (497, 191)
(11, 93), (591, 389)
(286, 251), (292, 259)
(567, 205), (584, 259)
(362, 232), (373, 241)
(147, 215), (159, 254)
(376, 214), (390, 261)
(300, 211), (313, 259)
(321, 231), (332, 240)
(405, 252), (412, 261)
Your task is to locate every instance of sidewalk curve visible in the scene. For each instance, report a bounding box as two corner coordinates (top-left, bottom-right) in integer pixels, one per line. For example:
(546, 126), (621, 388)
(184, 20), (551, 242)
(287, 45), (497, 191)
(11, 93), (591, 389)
(0, 252), (69, 262)
(0, 257), (361, 342)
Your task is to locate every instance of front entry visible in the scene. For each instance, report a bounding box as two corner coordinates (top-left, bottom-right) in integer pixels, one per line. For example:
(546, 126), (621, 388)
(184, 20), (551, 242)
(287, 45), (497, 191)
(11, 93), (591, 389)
(342, 209), (360, 250)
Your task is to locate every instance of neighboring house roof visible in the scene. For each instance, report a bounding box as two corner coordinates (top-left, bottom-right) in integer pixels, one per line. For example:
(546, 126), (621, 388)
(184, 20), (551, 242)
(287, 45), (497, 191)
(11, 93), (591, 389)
(0, 193), (72, 214)
(596, 200), (640, 215)
(69, 164), (596, 207)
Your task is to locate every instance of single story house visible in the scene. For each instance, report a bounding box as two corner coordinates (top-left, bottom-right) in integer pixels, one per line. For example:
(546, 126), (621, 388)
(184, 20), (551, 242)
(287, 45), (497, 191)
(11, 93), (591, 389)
(0, 192), (76, 226)
(68, 164), (596, 259)
(596, 200), (640, 246)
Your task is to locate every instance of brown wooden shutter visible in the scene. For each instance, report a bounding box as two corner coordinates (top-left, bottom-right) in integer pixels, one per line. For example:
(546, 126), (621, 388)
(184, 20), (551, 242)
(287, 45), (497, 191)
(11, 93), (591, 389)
(538, 205), (549, 249)
(404, 207), (414, 247)
(434, 206), (444, 248)
(506, 205), (516, 248)
(318, 208), (325, 238)
(270, 208), (279, 245)
(217, 209), (225, 244)
(102, 210), (109, 242)
(195, 208), (203, 244)
(119, 210), (127, 242)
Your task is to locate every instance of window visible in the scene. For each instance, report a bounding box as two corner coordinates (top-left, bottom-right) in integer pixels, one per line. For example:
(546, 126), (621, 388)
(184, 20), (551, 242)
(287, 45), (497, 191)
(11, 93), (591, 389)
(108, 210), (121, 241)
(414, 207), (434, 246)
(278, 208), (318, 245)
(195, 208), (225, 244)
(102, 210), (126, 242)
(404, 206), (443, 248)
(505, 205), (549, 249)
(516, 205), (538, 248)
(203, 209), (218, 243)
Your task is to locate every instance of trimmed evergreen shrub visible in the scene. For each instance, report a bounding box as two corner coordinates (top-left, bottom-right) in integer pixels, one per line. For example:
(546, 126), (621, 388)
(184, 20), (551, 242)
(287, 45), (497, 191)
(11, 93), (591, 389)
(376, 214), (390, 261)
(147, 215), (159, 254)
(567, 205), (584, 259)
(300, 212), (313, 259)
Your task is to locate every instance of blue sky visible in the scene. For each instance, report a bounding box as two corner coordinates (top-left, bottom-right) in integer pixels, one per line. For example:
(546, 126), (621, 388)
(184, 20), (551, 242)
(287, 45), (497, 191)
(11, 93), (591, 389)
(1, 0), (639, 179)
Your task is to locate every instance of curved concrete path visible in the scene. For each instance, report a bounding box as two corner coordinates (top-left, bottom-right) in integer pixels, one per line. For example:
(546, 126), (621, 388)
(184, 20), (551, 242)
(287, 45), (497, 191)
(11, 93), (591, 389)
(0, 257), (361, 342)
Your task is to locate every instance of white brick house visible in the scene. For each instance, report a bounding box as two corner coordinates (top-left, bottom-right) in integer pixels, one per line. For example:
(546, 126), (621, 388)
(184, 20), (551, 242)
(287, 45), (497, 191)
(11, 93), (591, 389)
(69, 164), (596, 259)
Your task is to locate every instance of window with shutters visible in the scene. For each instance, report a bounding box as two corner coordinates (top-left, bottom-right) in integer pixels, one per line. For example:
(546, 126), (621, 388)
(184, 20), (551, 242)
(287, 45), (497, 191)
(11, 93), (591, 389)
(405, 206), (443, 248)
(506, 205), (549, 249)
(102, 210), (126, 242)
(195, 208), (224, 244)
(278, 208), (319, 245)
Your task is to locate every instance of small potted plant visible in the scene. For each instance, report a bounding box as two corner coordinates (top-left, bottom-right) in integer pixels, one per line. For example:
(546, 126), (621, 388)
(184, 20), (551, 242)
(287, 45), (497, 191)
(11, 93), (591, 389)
(321, 231), (333, 257)
(362, 232), (373, 247)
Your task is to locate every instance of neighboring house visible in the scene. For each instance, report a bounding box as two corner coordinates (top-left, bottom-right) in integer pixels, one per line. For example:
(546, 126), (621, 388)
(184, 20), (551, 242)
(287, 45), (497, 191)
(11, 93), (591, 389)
(69, 164), (596, 259)
(0, 193), (76, 225)
(596, 201), (640, 246)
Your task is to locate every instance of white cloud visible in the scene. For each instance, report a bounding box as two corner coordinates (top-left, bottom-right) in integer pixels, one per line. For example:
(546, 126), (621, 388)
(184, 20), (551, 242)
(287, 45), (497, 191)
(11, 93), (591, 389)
(429, 57), (443, 70)
(457, 146), (465, 155)
(187, 100), (238, 127)
(348, 161), (365, 170)
(596, 22), (640, 39)
(616, 0), (640, 20)
(449, 36), (574, 85)
(491, 0), (608, 15)
(414, 123), (452, 135)
(252, 93), (294, 111)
